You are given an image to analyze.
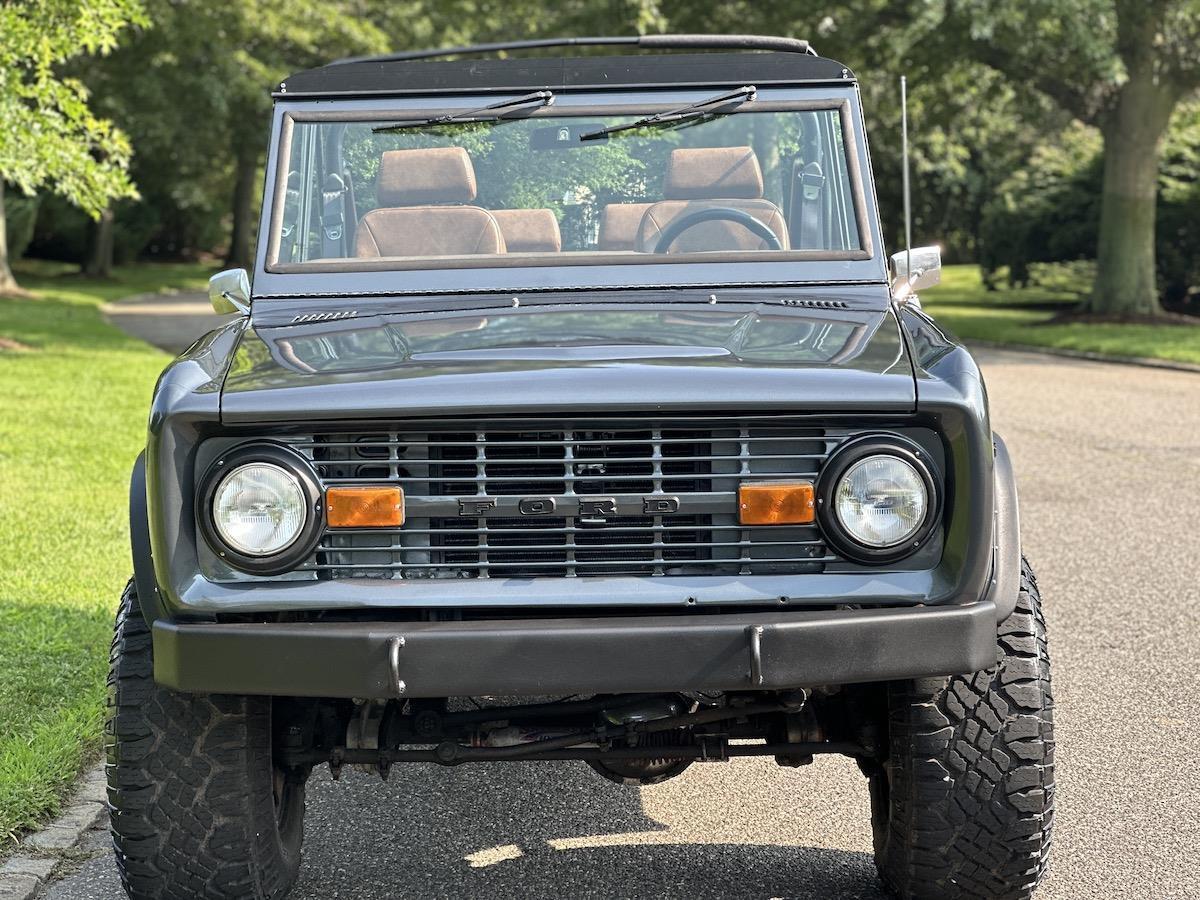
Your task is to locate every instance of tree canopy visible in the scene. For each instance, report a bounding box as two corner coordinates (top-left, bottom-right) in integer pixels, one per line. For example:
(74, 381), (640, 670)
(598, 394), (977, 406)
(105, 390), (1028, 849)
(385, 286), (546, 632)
(0, 0), (146, 291)
(5, 0), (1200, 314)
(944, 0), (1200, 315)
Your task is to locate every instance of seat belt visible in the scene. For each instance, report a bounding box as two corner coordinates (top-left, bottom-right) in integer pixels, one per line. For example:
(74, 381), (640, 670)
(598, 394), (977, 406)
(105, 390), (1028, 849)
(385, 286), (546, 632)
(320, 172), (348, 258)
(797, 161), (825, 249)
(340, 168), (357, 253)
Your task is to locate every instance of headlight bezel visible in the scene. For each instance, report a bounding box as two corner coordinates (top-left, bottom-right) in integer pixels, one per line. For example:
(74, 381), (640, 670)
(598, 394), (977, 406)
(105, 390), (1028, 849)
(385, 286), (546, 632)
(816, 434), (940, 564)
(197, 442), (325, 575)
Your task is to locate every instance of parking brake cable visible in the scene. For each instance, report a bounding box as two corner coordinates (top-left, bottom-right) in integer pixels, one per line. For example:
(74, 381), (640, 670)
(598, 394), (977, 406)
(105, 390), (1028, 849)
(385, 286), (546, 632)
(372, 90), (555, 133)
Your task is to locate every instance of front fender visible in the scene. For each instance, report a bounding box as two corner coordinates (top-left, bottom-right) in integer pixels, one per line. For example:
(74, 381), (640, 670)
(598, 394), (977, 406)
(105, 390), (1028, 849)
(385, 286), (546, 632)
(129, 451), (164, 625)
(986, 433), (1021, 622)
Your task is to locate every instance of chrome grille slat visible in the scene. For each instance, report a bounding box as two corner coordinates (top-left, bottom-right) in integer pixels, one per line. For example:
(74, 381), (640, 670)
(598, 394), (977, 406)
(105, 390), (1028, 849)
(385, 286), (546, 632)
(319, 539), (822, 553)
(307, 557), (840, 572)
(296, 417), (855, 580)
(320, 474), (754, 484)
(293, 437), (840, 449)
(320, 524), (793, 536)
(315, 453), (830, 467)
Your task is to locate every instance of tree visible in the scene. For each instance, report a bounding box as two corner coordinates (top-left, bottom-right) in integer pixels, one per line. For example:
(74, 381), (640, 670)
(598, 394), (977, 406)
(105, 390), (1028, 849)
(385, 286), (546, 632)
(945, 0), (1200, 317)
(86, 1), (472, 271)
(75, 0), (660, 271)
(653, 1), (1053, 258)
(0, 0), (145, 293)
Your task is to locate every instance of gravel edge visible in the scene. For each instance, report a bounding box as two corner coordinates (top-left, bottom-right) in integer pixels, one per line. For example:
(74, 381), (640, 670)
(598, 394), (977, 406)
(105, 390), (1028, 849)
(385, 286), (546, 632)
(0, 765), (106, 900)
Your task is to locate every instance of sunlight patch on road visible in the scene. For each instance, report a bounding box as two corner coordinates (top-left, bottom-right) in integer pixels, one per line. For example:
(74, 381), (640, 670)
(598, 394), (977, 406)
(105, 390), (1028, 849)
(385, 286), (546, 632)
(464, 843), (524, 868)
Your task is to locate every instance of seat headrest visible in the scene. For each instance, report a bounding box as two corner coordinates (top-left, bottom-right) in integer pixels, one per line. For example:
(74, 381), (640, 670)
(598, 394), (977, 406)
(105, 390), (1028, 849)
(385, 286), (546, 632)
(491, 209), (562, 252)
(376, 147), (478, 206)
(598, 202), (654, 251)
(663, 146), (764, 200)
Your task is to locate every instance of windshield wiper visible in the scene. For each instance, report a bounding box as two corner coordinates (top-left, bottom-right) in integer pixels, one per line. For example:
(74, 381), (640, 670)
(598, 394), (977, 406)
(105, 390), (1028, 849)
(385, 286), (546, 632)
(372, 90), (555, 133)
(579, 85), (756, 141)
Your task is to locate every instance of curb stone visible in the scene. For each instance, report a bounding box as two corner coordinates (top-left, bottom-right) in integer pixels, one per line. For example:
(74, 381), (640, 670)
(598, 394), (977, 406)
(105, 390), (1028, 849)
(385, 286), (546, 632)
(0, 766), (105, 900)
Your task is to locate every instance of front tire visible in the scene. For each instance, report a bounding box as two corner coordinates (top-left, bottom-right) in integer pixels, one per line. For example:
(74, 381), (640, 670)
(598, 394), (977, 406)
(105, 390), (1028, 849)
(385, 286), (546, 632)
(871, 558), (1055, 899)
(105, 580), (305, 899)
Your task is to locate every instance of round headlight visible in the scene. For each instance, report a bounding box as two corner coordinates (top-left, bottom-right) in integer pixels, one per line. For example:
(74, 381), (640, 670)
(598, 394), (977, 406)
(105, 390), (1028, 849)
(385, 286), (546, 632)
(817, 436), (940, 564)
(834, 454), (929, 548)
(211, 462), (307, 556)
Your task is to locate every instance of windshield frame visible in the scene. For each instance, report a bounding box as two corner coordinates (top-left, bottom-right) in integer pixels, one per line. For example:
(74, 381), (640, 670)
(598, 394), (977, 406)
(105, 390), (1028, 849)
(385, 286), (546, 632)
(253, 85), (886, 299)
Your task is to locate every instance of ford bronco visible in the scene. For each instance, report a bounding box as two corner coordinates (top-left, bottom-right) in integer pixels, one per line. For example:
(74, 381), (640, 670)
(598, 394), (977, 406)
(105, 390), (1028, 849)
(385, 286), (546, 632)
(107, 34), (1054, 900)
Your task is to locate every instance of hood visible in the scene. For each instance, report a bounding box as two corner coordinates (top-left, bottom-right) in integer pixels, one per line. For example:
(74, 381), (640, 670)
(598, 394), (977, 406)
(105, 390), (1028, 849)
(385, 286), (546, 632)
(220, 291), (915, 423)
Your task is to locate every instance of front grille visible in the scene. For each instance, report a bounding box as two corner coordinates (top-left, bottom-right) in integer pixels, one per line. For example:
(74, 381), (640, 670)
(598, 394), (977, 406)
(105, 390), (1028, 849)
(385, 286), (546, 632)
(293, 417), (861, 579)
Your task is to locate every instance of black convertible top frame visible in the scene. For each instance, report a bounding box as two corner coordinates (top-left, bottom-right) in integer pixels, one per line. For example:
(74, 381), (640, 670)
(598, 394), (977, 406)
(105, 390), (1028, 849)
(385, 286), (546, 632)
(277, 35), (853, 100)
(332, 34), (817, 66)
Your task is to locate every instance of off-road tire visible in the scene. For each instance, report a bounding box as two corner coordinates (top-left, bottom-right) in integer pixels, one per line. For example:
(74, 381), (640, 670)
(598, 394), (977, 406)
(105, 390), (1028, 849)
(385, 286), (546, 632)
(871, 558), (1054, 899)
(106, 580), (305, 899)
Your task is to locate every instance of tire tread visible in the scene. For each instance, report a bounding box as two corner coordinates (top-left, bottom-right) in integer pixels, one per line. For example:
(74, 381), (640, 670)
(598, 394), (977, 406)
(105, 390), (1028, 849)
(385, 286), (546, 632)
(875, 558), (1055, 900)
(106, 580), (302, 900)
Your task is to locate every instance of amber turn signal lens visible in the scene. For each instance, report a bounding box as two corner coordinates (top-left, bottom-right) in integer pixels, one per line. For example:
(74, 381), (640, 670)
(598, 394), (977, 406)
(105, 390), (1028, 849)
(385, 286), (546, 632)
(738, 482), (815, 526)
(326, 486), (404, 528)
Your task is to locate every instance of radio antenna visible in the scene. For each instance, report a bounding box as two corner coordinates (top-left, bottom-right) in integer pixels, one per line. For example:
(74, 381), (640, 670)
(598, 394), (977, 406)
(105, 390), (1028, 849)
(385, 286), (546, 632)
(901, 75), (912, 281)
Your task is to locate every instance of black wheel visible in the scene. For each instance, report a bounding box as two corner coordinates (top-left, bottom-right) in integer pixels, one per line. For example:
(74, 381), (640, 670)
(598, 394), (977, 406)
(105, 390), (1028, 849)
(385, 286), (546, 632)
(105, 580), (305, 899)
(870, 558), (1055, 899)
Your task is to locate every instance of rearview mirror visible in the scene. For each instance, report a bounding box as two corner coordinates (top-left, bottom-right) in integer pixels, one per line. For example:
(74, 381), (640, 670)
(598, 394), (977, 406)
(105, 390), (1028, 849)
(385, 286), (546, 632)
(890, 245), (941, 299)
(209, 268), (250, 315)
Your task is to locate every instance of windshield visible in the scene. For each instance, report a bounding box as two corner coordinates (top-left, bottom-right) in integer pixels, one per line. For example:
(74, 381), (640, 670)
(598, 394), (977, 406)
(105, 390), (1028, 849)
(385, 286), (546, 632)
(268, 101), (864, 274)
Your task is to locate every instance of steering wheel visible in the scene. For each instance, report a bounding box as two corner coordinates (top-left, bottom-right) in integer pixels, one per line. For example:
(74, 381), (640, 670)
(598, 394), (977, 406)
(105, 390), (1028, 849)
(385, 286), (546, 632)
(653, 206), (783, 254)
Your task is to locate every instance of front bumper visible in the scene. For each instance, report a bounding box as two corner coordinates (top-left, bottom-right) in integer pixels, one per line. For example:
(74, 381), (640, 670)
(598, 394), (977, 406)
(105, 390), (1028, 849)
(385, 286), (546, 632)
(152, 601), (997, 698)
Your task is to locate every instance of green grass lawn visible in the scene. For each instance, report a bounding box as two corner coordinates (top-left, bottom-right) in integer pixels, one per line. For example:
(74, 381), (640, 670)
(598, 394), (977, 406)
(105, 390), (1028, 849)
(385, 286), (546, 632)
(921, 265), (1200, 366)
(0, 261), (211, 843)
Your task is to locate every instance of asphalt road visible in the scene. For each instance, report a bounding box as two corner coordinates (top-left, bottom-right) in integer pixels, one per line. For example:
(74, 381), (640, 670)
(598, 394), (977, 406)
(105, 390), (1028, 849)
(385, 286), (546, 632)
(43, 347), (1200, 899)
(102, 291), (235, 354)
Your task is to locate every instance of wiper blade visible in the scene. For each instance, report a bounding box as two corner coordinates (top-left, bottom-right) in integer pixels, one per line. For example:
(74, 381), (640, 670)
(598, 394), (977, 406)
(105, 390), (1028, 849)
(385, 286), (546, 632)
(372, 90), (555, 133)
(579, 85), (756, 141)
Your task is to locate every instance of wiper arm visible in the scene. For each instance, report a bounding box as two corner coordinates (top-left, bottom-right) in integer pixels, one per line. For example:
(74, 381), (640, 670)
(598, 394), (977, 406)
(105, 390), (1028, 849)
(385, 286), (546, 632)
(579, 85), (756, 141)
(372, 90), (555, 133)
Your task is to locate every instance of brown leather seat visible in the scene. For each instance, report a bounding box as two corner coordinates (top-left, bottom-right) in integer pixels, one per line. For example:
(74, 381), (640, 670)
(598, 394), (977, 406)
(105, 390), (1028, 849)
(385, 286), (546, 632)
(597, 202), (654, 251)
(635, 147), (789, 253)
(355, 148), (504, 258)
(491, 208), (562, 252)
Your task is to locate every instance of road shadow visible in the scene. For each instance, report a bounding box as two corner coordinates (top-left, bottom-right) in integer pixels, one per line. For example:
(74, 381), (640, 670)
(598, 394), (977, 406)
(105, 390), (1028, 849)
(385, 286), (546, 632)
(290, 758), (884, 899)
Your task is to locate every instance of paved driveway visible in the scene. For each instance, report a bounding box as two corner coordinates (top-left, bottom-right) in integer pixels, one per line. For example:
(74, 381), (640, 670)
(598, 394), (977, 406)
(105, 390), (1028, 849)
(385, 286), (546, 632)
(103, 291), (234, 354)
(43, 347), (1200, 899)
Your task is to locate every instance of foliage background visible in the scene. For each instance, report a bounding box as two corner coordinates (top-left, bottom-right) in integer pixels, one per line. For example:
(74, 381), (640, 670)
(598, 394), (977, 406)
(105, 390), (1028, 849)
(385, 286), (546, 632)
(1, 0), (1197, 310)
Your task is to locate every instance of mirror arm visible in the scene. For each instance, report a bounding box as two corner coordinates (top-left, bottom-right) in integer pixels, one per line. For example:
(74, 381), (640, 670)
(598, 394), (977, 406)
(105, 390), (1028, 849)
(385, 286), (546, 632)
(220, 290), (250, 315)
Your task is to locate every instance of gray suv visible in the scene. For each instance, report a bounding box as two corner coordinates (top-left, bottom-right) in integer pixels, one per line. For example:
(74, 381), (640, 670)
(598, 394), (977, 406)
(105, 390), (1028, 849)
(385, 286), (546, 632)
(108, 34), (1054, 900)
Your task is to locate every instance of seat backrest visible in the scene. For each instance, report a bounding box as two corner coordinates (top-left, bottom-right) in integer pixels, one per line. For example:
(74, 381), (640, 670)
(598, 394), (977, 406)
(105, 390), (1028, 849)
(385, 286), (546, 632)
(635, 147), (789, 253)
(597, 202), (654, 251)
(355, 148), (504, 258)
(491, 208), (562, 252)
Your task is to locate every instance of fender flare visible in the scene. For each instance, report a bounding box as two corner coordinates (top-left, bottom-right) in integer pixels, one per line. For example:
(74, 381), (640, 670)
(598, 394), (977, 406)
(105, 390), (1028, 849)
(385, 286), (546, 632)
(129, 452), (165, 625)
(985, 433), (1022, 622)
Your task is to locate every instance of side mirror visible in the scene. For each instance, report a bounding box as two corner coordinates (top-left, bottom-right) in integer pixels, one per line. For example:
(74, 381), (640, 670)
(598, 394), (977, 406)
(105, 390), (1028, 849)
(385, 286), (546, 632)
(890, 245), (941, 300)
(209, 268), (251, 315)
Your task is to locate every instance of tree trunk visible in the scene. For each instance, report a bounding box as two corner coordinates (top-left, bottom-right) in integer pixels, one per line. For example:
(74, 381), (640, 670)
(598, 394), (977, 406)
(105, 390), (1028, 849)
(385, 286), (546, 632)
(85, 206), (116, 278)
(1087, 74), (1177, 317)
(0, 182), (20, 295)
(224, 143), (260, 270)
